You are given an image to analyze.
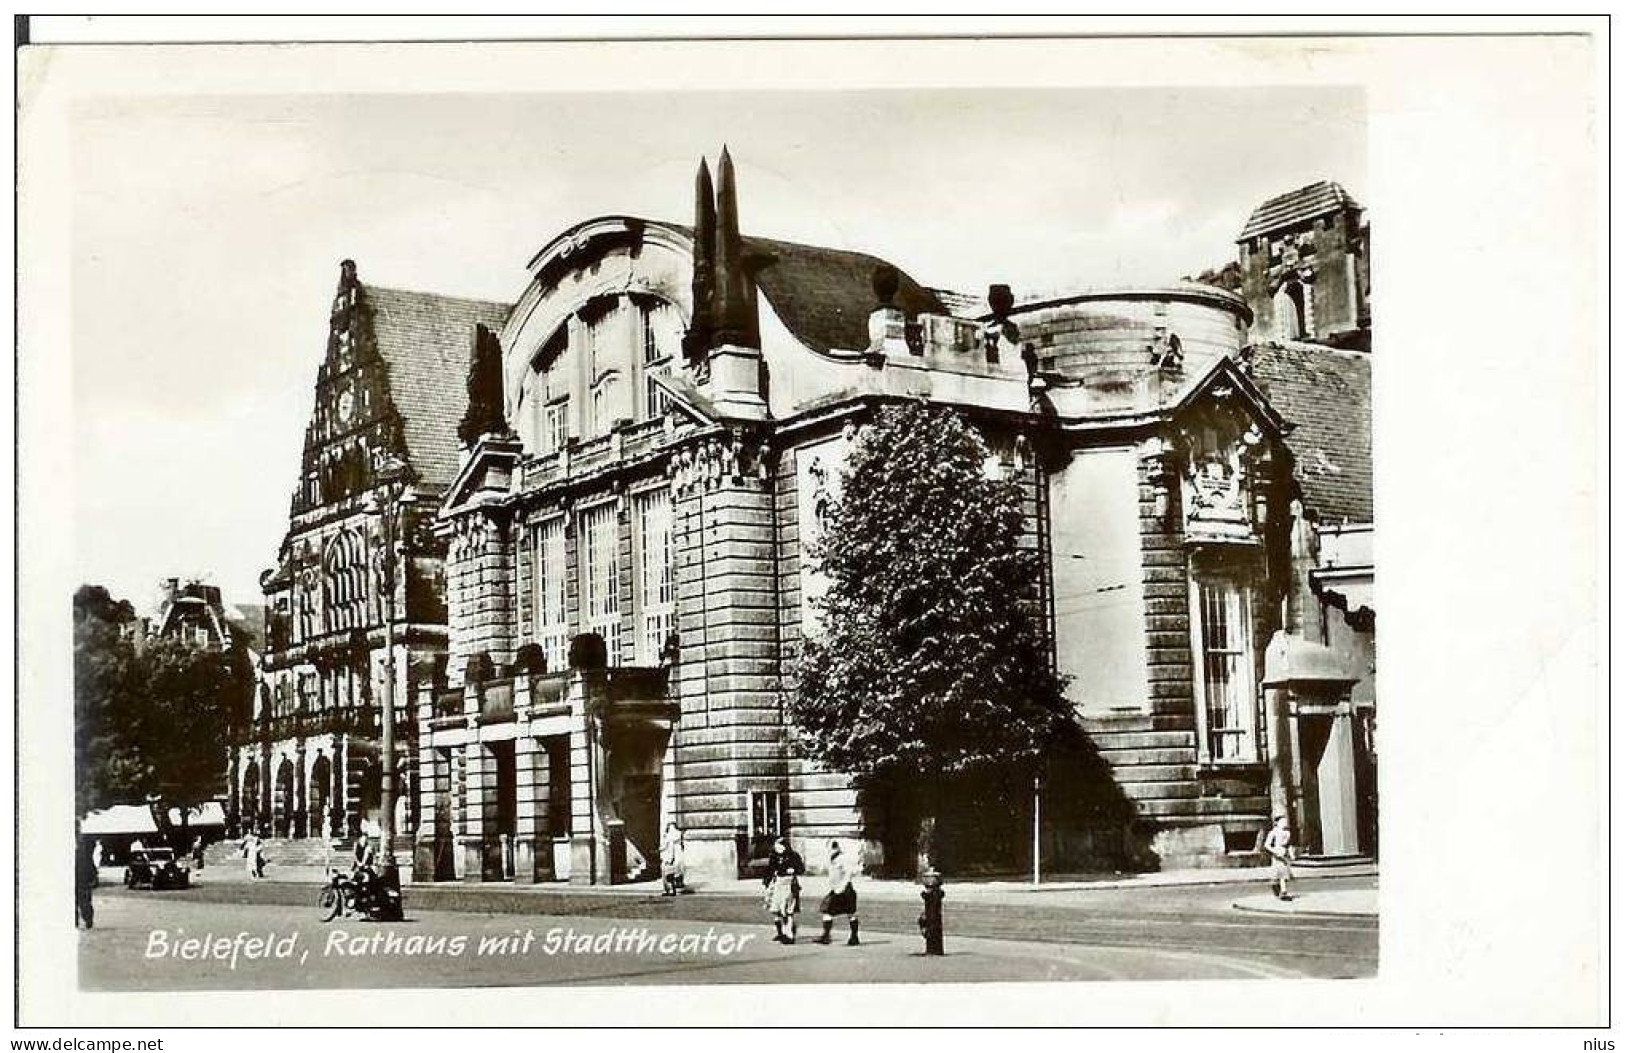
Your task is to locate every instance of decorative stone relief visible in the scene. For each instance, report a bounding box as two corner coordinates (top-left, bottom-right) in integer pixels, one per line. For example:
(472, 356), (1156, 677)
(796, 434), (851, 635)
(669, 431), (773, 493)
(1176, 399), (1267, 541)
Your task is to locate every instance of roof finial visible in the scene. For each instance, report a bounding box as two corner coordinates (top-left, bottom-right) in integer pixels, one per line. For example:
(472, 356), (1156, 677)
(711, 145), (759, 349)
(683, 157), (717, 365)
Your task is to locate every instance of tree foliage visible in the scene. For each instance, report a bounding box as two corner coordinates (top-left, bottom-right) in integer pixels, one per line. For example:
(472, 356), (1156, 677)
(73, 584), (253, 817)
(787, 403), (1072, 802)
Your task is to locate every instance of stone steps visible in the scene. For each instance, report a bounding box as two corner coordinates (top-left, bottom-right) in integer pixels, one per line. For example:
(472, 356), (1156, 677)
(1086, 730), (1195, 750)
(1095, 746), (1195, 767)
(1118, 779), (1267, 801)
(1133, 796), (1271, 818)
(207, 836), (355, 869)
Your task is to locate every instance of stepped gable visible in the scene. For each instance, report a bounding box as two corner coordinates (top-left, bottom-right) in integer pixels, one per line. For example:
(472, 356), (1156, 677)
(1237, 180), (1361, 241)
(1249, 341), (1372, 524)
(362, 285), (512, 489)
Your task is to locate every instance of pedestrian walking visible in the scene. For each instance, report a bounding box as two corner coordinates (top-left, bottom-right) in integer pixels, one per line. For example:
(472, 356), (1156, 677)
(814, 840), (860, 946)
(91, 840), (104, 869)
(253, 832), (268, 879)
(1263, 815), (1294, 900)
(351, 830), (377, 887)
(761, 837), (805, 944)
(660, 822), (686, 897)
(191, 836), (205, 871)
(75, 837), (98, 929)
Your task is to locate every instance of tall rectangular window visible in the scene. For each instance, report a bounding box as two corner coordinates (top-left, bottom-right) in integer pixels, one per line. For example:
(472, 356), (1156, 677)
(539, 399), (569, 454)
(645, 374), (671, 419)
(580, 501), (621, 663)
(532, 518), (568, 672)
(634, 488), (674, 664)
(749, 790), (789, 857)
(640, 301), (673, 420)
(1194, 579), (1258, 762)
(641, 302), (663, 364)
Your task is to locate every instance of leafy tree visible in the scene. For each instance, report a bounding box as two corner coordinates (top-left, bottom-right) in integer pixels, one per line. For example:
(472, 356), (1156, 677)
(73, 584), (252, 833)
(73, 586), (140, 814)
(787, 402), (1072, 873)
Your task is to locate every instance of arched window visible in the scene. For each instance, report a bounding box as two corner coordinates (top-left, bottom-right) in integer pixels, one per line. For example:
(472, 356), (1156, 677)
(590, 374), (622, 436)
(527, 328), (570, 455)
(323, 529), (368, 633)
(523, 293), (683, 451)
(1274, 280), (1308, 340)
(297, 569), (321, 641)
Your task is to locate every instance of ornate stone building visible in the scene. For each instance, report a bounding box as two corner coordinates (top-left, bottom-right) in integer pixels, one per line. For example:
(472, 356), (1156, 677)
(408, 154), (1375, 883)
(231, 262), (509, 849)
(239, 158), (1373, 878)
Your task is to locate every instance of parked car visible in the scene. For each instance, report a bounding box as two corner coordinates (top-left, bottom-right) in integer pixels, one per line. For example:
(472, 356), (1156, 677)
(123, 847), (190, 890)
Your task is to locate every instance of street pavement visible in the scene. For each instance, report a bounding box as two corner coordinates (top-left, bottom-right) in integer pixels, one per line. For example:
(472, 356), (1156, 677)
(78, 870), (1376, 988)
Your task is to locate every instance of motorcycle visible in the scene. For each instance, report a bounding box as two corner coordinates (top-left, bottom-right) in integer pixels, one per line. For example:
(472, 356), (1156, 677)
(318, 867), (403, 922)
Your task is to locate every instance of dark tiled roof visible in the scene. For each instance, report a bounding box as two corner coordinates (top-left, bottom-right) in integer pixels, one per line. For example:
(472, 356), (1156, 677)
(1238, 181), (1361, 242)
(363, 286), (512, 489)
(927, 287), (988, 319)
(1249, 341), (1372, 524)
(742, 234), (946, 355)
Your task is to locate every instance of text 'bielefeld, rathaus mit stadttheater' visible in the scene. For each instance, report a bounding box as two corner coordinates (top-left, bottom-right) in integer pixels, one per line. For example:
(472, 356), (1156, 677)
(232, 153), (1374, 886)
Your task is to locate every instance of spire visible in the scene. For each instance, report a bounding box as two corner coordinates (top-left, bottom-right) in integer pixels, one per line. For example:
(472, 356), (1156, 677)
(683, 157), (717, 364)
(458, 323), (509, 446)
(711, 146), (759, 349)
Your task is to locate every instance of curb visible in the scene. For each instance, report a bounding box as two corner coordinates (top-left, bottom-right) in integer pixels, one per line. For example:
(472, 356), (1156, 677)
(1231, 901), (1377, 921)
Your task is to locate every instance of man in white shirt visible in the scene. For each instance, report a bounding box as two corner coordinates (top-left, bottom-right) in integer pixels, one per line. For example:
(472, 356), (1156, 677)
(815, 840), (860, 946)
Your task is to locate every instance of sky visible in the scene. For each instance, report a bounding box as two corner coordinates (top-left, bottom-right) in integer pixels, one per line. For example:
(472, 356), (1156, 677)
(66, 79), (1363, 613)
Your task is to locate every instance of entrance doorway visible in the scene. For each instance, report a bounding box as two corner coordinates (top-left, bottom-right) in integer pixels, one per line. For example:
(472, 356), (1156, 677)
(604, 726), (667, 881)
(310, 755), (332, 841)
(274, 759), (295, 838)
(486, 741), (517, 880)
(1296, 710), (1369, 857)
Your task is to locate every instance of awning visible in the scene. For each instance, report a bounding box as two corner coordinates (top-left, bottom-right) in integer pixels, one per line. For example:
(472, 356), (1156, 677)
(80, 804), (160, 837)
(168, 801), (226, 828)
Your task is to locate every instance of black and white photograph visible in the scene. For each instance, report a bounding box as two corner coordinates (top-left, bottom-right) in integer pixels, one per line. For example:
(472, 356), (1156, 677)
(14, 18), (1605, 1032)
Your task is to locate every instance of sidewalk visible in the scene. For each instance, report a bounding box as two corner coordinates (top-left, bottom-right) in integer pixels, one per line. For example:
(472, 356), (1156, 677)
(1232, 888), (1377, 919)
(151, 859), (1376, 899)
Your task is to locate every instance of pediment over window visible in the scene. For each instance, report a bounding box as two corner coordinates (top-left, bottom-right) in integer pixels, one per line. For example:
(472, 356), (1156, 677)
(1169, 359), (1286, 544)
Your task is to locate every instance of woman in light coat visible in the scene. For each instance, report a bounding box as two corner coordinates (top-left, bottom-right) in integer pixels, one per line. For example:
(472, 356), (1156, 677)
(659, 822), (686, 896)
(761, 837), (805, 944)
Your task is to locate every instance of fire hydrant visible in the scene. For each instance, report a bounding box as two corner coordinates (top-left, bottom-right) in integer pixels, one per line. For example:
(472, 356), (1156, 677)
(918, 869), (945, 956)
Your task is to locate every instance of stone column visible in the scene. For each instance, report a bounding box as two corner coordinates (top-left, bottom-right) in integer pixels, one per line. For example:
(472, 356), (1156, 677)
(450, 748), (466, 881)
(258, 743), (272, 835)
(413, 678), (439, 880)
(225, 745), (239, 837)
(332, 734), (348, 838)
(567, 667), (611, 885)
(513, 723), (552, 884)
(460, 732), (488, 883)
(294, 741), (307, 839)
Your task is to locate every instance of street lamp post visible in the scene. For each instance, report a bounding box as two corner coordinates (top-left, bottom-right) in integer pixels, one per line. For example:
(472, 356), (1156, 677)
(366, 458), (415, 882)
